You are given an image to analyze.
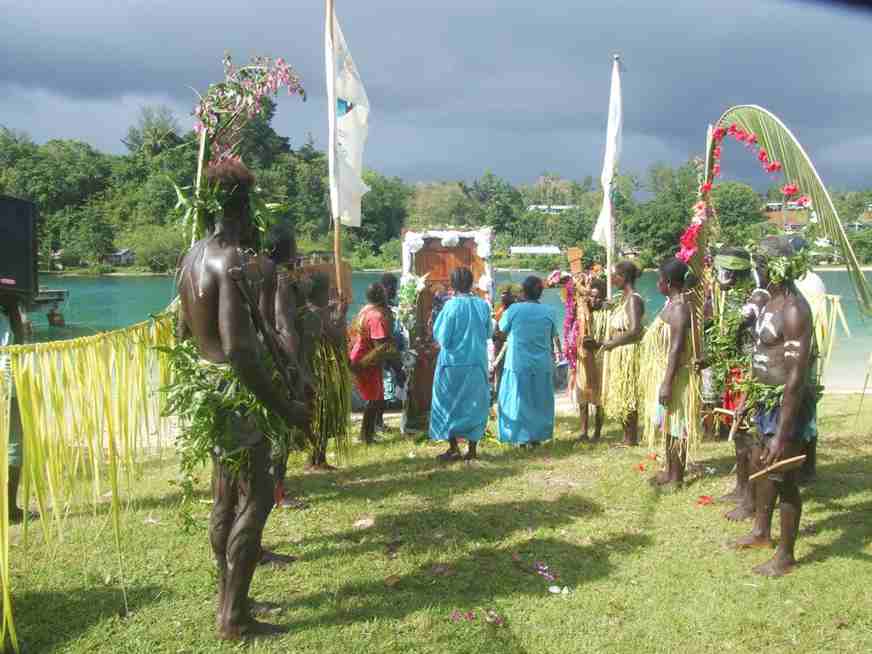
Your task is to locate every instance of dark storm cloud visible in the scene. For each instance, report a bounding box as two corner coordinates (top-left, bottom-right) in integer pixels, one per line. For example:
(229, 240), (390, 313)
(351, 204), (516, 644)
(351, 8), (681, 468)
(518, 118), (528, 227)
(2, 0), (871, 187)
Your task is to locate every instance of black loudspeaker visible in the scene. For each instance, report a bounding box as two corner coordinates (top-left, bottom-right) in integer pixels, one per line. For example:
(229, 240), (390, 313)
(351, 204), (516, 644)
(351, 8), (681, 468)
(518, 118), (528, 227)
(0, 196), (39, 298)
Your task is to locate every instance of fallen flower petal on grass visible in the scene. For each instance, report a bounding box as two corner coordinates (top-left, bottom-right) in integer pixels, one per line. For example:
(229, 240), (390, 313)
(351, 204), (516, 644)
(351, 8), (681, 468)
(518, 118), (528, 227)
(636, 463), (646, 472)
(485, 609), (505, 626)
(647, 453), (658, 461)
(697, 495), (714, 506)
(353, 517), (375, 530)
(450, 610), (462, 623)
(548, 585), (562, 594)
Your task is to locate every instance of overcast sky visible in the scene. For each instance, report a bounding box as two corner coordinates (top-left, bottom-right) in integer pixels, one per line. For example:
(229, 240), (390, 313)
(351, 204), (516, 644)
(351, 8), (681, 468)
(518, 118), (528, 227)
(2, 0), (871, 189)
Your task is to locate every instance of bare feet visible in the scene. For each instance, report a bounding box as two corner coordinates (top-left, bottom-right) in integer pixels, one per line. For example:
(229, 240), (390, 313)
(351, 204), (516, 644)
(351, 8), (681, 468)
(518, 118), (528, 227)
(437, 449), (461, 462)
(249, 600), (282, 617)
(278, 496), (310, 510)
(218, 618), (288, 641)
(258, 550), (297, 567)
(648, 470), (677, 488)
(304, 462), (337, 473)
(752, 555), (796, 577)
(724, 503), (755, 522)
(730, 534), (774, 550)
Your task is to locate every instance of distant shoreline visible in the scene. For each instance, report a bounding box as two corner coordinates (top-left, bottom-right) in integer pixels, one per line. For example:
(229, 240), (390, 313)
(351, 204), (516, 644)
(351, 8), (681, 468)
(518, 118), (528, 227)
(39, 264), (872, 279)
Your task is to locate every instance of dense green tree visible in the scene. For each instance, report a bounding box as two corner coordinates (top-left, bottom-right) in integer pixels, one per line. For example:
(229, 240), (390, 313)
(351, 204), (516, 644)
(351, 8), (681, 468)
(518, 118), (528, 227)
(406, 182), (484, 229)
(237, 98), (292, 169)
(355, 171), (411, 250)
(622, 162), (698, 260)
(709, 181), (766, 245)
(124, 223), (188, 272)
(122, 105), (182, 156)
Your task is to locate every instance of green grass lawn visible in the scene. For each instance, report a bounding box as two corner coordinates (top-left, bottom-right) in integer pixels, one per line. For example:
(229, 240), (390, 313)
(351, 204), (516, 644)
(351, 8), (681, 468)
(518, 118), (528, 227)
(10, 395), (872, 653)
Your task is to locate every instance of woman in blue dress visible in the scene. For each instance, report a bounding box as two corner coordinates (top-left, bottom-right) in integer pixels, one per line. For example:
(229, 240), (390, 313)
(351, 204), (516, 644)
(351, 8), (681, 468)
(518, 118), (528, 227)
(498, 276), (558, 446)
(430, 267), (493, 461)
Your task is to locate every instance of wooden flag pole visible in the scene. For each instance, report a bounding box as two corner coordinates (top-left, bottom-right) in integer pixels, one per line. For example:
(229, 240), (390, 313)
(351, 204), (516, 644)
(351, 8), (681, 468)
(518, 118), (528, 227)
(327, 0), (344, 300)
(606, 53), (620, 301)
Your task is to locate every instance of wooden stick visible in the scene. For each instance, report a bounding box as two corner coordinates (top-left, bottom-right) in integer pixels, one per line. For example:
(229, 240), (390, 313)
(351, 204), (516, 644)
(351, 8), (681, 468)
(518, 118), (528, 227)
(749, 455), (807, 481)
(327, 0), (344, 301)
(192, 128), (208, 246)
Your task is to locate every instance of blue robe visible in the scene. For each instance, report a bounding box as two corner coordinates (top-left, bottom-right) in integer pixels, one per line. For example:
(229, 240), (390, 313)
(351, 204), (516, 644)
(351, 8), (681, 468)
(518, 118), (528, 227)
(498, 301), (557, 444)
(429, 294), (492, 442)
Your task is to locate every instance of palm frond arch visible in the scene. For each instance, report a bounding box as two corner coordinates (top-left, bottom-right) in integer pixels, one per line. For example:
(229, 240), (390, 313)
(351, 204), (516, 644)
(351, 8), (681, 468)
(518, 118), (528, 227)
(706, 105), (872, 314)
(681, 105), (872, 363)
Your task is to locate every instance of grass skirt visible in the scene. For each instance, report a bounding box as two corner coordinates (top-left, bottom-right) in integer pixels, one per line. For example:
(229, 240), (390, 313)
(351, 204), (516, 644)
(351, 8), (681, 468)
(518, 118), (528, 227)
(602, 343), (640, 421)
(639, 317), (701, 456)
(300, 341), (352, 460)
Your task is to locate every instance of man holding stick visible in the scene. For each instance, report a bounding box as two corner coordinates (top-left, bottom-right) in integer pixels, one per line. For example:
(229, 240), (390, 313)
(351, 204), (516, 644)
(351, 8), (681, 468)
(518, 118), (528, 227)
(732, 236), (816, 577)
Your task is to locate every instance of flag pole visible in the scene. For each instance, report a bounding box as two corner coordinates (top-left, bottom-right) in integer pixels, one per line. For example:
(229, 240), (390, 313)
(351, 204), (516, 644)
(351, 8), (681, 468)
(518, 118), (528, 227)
(606, 53), (620, 301)
(327, 0), (344, 300)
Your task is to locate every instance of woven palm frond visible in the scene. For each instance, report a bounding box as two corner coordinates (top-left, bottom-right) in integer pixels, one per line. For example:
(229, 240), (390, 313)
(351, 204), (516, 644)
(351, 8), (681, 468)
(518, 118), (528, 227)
(0, 315), (175, 651)
(714, 105), (872, 316)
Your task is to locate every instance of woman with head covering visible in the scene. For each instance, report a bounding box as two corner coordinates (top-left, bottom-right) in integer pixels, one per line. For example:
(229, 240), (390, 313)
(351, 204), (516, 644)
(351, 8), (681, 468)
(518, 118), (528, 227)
(497, 275), (559, 447)
(430, 267), (493, 461)
(640, 257), (701, 487)
(349, 283), (396, 444)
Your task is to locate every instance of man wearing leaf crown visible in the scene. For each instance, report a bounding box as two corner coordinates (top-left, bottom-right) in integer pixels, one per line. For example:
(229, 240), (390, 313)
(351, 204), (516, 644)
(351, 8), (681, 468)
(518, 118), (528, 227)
(174, 160), (310, 639)
(731, 236), (817, 577)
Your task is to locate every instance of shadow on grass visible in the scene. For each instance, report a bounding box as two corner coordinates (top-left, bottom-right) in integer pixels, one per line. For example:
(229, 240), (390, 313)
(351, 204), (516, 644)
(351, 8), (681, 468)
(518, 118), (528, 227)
(279, 531), (651, 634)
(284, 421), (624, 511)
(283, 495), (604, 563)
(11, 585), (163, 652)
(799, 454), (872, 564)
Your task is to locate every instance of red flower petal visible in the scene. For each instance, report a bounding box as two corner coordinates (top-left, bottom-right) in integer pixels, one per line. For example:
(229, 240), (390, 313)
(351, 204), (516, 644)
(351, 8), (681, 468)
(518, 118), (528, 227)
(697, 495), (714, 506)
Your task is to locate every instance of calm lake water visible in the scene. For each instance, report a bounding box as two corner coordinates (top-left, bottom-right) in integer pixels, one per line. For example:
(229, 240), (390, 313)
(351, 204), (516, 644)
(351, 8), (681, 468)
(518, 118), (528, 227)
(33, 270), (872, 391)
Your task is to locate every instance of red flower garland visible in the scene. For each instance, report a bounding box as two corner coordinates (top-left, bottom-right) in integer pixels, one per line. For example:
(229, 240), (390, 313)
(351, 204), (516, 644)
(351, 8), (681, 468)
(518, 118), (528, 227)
(678, 117), (809, 264)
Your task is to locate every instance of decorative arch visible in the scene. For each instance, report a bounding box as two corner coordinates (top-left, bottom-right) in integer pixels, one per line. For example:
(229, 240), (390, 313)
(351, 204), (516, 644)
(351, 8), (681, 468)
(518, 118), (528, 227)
(676, 105), (872, 355)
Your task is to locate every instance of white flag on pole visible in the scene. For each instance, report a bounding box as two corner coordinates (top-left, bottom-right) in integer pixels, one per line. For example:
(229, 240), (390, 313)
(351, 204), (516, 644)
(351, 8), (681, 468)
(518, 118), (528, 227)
(592, 56), (623, 248)
(326, 4), (370, 227)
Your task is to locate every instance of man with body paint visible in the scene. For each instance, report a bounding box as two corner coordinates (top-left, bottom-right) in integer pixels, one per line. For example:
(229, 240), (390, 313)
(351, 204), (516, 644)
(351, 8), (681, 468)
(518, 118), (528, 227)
(731, 236), (816, 577)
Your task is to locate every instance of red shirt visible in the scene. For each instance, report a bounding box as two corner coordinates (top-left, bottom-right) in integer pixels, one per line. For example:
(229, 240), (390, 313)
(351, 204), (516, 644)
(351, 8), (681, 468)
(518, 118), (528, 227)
(349, 305), (390, 401)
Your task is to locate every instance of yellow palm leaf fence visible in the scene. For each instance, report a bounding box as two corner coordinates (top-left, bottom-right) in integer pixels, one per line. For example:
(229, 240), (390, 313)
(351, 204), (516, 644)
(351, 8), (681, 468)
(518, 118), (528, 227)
(0, 314), (175, 651)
